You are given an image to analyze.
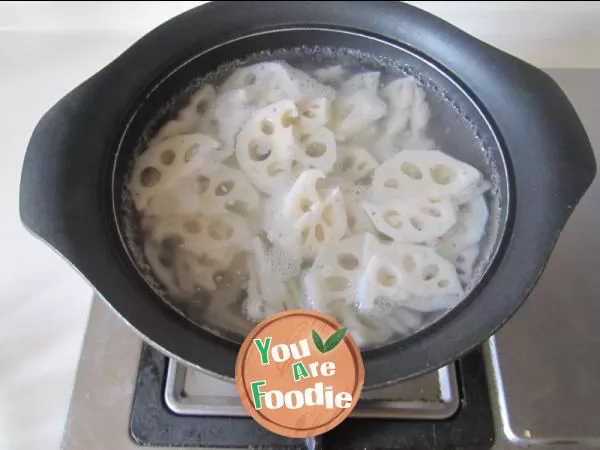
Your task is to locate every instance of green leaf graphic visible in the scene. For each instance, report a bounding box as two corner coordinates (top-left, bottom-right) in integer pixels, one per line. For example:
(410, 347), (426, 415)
(323, 327), (347, 353)
(312, 329), (325, 353)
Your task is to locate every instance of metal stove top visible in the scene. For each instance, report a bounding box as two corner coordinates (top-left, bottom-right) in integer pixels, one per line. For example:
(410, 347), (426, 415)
(164, 351), (458, 420)
(61, 69), (600, 449)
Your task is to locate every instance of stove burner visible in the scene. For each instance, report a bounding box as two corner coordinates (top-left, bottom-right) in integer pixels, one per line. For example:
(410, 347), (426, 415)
(164, 356), (460, 419)
(129, 345), (494, 449)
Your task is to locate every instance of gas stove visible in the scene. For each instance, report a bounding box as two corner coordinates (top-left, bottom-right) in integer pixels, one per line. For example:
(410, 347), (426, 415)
(60, 70), (600, 450)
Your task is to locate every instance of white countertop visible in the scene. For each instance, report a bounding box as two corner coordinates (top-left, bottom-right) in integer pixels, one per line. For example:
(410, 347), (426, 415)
(1, 2), (599, 450)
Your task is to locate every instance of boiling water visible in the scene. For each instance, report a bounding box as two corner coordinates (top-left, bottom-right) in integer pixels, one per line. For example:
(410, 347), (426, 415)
(121, 47), (501, 349)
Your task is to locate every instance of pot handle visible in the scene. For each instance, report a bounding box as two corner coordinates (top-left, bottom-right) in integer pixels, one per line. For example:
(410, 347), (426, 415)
(504, 65), (596, 216)
(19, 77), (104, 260)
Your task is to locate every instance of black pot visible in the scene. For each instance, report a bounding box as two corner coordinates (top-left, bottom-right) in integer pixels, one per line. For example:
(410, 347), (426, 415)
(19, 1), (595, 388)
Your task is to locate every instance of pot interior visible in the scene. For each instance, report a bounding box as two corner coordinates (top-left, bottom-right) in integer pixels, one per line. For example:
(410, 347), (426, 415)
(112, 28), (510, 350)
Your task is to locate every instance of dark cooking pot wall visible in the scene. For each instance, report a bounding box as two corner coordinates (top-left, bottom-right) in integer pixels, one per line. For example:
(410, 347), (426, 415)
(19, 1), (596, 388)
